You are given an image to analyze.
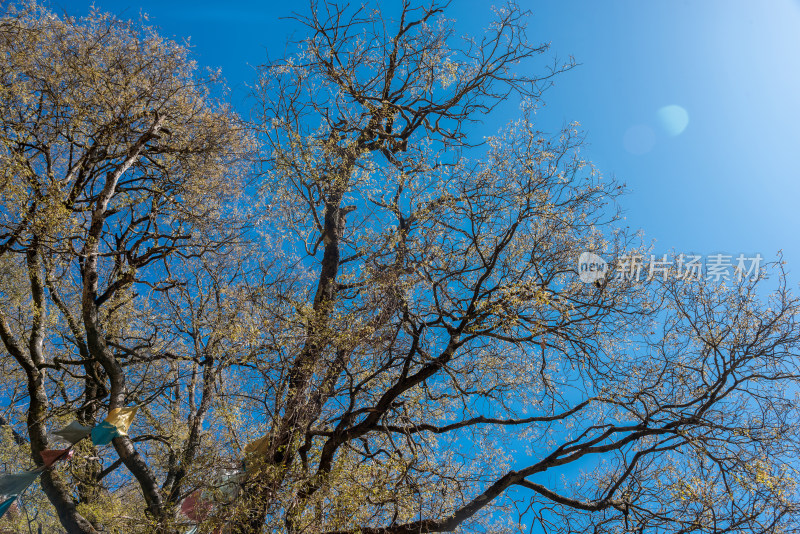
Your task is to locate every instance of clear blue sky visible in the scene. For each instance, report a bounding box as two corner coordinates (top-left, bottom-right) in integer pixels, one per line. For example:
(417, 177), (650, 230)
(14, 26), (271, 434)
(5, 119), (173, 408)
(54, 0), (800, 282)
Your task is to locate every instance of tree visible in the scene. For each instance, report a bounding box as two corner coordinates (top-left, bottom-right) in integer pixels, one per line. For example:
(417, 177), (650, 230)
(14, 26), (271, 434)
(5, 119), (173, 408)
(2, 1), (799, 534)
(225, 1), (800, 533)
(0, 2), (251, 533)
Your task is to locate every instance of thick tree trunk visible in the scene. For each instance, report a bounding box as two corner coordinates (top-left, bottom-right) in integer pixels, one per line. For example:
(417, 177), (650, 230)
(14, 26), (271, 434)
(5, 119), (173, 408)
(229, 170), (352, 533)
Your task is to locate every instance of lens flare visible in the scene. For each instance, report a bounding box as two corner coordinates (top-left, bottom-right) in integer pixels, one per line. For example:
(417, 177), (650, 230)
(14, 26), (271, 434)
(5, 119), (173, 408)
(657, 105), (689, 136)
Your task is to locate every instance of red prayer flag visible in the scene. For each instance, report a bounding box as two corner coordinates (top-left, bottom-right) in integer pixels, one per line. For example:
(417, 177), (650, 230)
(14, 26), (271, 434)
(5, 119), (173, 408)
(180, 490), (213, 522)
(41, 449), (73, 468)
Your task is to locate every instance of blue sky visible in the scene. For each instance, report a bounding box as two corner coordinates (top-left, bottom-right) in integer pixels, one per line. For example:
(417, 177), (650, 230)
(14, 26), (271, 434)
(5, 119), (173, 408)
(53, 0), (800, 279)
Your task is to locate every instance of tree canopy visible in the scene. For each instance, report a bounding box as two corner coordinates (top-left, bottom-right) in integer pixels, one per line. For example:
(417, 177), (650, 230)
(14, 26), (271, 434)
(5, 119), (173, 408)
(1, 1), (798, 534)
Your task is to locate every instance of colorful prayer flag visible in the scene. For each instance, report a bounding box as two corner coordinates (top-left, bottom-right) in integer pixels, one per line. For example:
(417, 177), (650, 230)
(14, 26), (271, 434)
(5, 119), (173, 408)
(90, 421), (121, 446)
(243, 435), (269, 456)
(0, 496), (16, 520)
(0, 468), (43, 496)
(180, 490), (213, 522)
(41, 449), (74, 468)
(104, 406), (138, 436)
(218, 469), (245, 500)
(52, 421), (92, 444)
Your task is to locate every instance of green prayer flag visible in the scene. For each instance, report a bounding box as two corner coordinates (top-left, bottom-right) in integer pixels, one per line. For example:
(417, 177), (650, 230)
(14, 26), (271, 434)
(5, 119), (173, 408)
(0, 468), (43, 496)
(53, 421), (92, 444)
(218, 468), (245, 500)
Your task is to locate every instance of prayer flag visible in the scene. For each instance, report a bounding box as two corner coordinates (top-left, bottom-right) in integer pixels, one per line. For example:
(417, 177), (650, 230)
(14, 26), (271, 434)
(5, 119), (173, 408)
(41, 449), (74, 468)
(218, 469), (245, 500)
(104, 406), (138, 436)
(0, 496), (16, 520)
(243, 435), (269, 456)
(90, 421), (120, 446)
(180, 490), (212, 522)
(52, 421), (91, 444)
(0, 468), (43, 496)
